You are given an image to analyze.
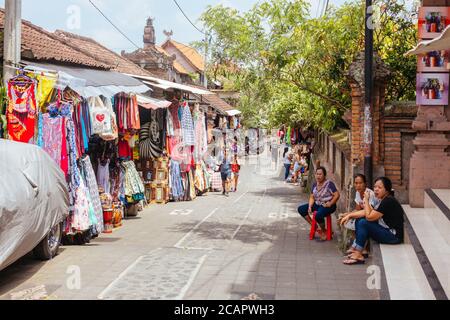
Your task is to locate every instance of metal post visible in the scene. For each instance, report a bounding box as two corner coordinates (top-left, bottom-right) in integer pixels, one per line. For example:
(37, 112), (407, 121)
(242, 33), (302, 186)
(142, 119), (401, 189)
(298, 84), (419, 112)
(364, 0), (374, 188)
(203, 33), (208, 89)
(3, 0), (22, 86)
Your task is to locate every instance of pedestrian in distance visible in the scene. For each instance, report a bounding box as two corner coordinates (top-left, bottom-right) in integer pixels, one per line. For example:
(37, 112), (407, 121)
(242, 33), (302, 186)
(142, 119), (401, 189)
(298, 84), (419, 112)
(231, 155), (241, 192)
(219, 148), (232, 196)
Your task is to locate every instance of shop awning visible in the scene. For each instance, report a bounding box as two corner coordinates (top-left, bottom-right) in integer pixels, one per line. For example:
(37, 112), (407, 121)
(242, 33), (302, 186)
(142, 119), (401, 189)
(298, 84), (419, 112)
(24, 62), (150, 98)
(226, 109), (242, 116)
(137, 94), (172, 109)
(125, 73), (213, 95)
(407, 25), (450, 55)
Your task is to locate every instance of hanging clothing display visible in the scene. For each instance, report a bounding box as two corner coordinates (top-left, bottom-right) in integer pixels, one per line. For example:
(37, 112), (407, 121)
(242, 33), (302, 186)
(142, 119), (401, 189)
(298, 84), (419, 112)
(193, 107), (208, 164)
(97, 159), (111, 194)
(6, 74), (37, 143)
(169, 160), (184, 201)
(80, 155), (104, 234)
(41, 113), (63, 166)
(122, 160), (145, 204)
(180, 102), (195, 147)
(139, 109), (166, 160)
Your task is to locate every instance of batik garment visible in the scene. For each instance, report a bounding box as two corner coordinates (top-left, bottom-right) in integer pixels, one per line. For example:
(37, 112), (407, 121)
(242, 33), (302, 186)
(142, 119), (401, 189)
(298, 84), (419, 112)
(170, 160), (184, 201)
(97, 159), (111, 194)
(193, 111), (208, 163)
(80, 156), (104, 233)
(139, 109), (166, 159)
(41, 114), (63, 166)
(180, 103), (195, 147)
(7, 78), (37, 143)
(122, 161), (145, 203)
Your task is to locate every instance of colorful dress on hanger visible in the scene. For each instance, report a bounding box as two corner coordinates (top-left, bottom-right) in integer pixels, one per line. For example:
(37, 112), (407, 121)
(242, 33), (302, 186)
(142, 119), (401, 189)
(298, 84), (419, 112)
(6, 77), (37, 143)
(41, 114), (63, 166)
(180, 103), (195, 147)
(80, 156), (104, 234)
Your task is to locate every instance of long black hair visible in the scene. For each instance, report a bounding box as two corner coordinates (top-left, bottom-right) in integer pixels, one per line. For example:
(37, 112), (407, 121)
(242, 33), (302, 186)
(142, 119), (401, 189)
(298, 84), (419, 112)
(375, 177), (394, 196)
(283, 147), (289, 158)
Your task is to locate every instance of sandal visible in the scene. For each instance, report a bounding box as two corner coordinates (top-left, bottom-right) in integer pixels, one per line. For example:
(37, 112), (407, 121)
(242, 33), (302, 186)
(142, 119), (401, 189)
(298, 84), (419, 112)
(343, 258), (365, 265)
(346, 253), (369, 259)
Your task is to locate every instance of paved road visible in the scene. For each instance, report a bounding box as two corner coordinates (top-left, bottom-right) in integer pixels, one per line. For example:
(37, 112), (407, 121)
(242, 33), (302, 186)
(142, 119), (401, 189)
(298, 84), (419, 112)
(0, 150), (379, 300)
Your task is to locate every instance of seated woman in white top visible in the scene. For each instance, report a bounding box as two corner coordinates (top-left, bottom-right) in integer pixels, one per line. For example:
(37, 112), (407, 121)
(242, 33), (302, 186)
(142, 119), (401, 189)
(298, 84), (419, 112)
(339, 174), (380, 257)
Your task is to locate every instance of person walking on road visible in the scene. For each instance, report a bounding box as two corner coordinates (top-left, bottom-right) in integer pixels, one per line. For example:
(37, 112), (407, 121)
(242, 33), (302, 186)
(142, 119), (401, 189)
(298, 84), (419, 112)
(231, 155), (241, 192)
(220, 149), (232, 196)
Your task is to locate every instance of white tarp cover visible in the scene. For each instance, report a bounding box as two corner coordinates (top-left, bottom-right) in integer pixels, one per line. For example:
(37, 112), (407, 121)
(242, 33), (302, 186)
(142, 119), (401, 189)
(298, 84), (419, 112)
(126, 73), (213, 95)
(226, 109), (242, 116)
(0, 140), (69, 271)
(407, 25), (450, 55)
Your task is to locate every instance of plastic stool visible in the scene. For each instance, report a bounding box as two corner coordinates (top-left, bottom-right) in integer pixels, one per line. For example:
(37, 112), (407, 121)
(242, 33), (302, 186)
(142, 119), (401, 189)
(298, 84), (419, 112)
(309, 211), (333, 240)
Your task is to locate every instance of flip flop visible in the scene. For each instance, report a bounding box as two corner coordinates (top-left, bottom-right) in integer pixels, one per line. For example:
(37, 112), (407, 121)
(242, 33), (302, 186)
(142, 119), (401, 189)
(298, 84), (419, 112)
(343, 258), (365, 265)
(346, 253), (369, 259)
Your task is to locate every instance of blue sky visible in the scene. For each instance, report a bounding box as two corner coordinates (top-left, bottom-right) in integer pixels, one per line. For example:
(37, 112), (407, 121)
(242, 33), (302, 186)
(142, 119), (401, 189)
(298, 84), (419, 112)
(0, 0), (347, 53)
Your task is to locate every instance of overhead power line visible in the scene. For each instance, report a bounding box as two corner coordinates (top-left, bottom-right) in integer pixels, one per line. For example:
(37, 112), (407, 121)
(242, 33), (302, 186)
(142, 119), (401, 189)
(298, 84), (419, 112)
(88, 0), (141, 50)
(172, 0), (207, 35)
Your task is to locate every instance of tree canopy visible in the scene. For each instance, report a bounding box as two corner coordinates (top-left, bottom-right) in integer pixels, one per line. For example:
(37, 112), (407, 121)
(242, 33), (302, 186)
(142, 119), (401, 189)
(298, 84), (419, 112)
(198, 0), (417, 131)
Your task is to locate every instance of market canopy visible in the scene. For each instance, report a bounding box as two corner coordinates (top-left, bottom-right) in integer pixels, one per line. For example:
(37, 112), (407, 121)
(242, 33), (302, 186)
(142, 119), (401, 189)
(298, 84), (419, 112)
(226, 109), (242, 116)
(24, 62), (150, 98)
(137, 94), (172, 110)
(125, 73), (213, 95)
(406, 25), (450, 55)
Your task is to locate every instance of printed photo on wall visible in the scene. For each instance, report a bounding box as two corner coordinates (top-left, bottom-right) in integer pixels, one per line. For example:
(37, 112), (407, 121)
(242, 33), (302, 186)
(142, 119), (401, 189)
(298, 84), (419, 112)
(418, 50), (449, 72)
(416, 73), (449, 105)
(418, 7), (450, 39)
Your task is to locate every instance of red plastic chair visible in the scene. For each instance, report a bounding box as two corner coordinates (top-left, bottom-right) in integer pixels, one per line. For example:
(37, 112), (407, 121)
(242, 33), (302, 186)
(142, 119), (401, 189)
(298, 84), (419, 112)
(309, 211), (333, 241)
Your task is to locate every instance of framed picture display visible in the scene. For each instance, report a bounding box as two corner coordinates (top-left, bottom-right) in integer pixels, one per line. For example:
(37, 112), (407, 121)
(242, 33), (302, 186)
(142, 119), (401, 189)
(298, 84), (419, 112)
(156, 169), (168, 181)
(418, 7), (450, 39)
(416, 73), (449, 105)
(418, 50), (449, 72)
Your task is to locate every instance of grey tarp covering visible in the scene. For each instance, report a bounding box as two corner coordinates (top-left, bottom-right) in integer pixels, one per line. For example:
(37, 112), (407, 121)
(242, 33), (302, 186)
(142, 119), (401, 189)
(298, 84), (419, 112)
(0, 140), (69, 271)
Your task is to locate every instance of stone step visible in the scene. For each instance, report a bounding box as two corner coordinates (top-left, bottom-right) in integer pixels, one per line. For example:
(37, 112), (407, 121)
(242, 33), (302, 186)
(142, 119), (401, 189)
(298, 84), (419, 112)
(424, 190), (450, 245)
(380, 243), (435, 300)
(403, 205), (450, 299)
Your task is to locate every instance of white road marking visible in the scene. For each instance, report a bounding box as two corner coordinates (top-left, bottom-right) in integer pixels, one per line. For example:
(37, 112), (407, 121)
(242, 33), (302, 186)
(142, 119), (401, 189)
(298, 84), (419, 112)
(230, 208), (253, 241)
(174, 208), (219, 249)
(176, 254), (208, 300)
(233, 190), (249, 204)
(98, 248), (163, 300)
(170, 209), (193, 216)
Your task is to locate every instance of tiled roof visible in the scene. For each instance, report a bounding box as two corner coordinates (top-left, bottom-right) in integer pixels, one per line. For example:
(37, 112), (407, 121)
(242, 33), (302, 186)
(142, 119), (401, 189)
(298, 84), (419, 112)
(161, 39), (204, 72)
(192, 85), (234, 114)
(54, 30), (154, 77)
(0, 9), (109, 69)
(155, 45), (189, 75)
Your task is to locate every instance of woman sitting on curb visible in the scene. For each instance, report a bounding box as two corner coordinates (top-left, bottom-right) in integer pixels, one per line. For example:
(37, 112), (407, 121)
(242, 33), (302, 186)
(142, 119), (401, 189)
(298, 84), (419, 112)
(339, 174), (381, 257)
(343, 177), (405, 265)
(298, 167), (340, 241)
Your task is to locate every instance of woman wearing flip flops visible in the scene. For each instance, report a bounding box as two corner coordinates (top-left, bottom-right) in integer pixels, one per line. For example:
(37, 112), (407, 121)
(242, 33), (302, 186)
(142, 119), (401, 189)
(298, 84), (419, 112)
(342, 177), (405, 265)
(298, 167), (340, 241)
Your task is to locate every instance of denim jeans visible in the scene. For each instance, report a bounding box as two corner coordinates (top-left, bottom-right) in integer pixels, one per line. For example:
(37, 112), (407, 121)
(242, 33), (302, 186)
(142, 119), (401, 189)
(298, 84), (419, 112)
(353, 218), (401, 251)
(284, 164), (291, 180)
(298, 203), (336, 224)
